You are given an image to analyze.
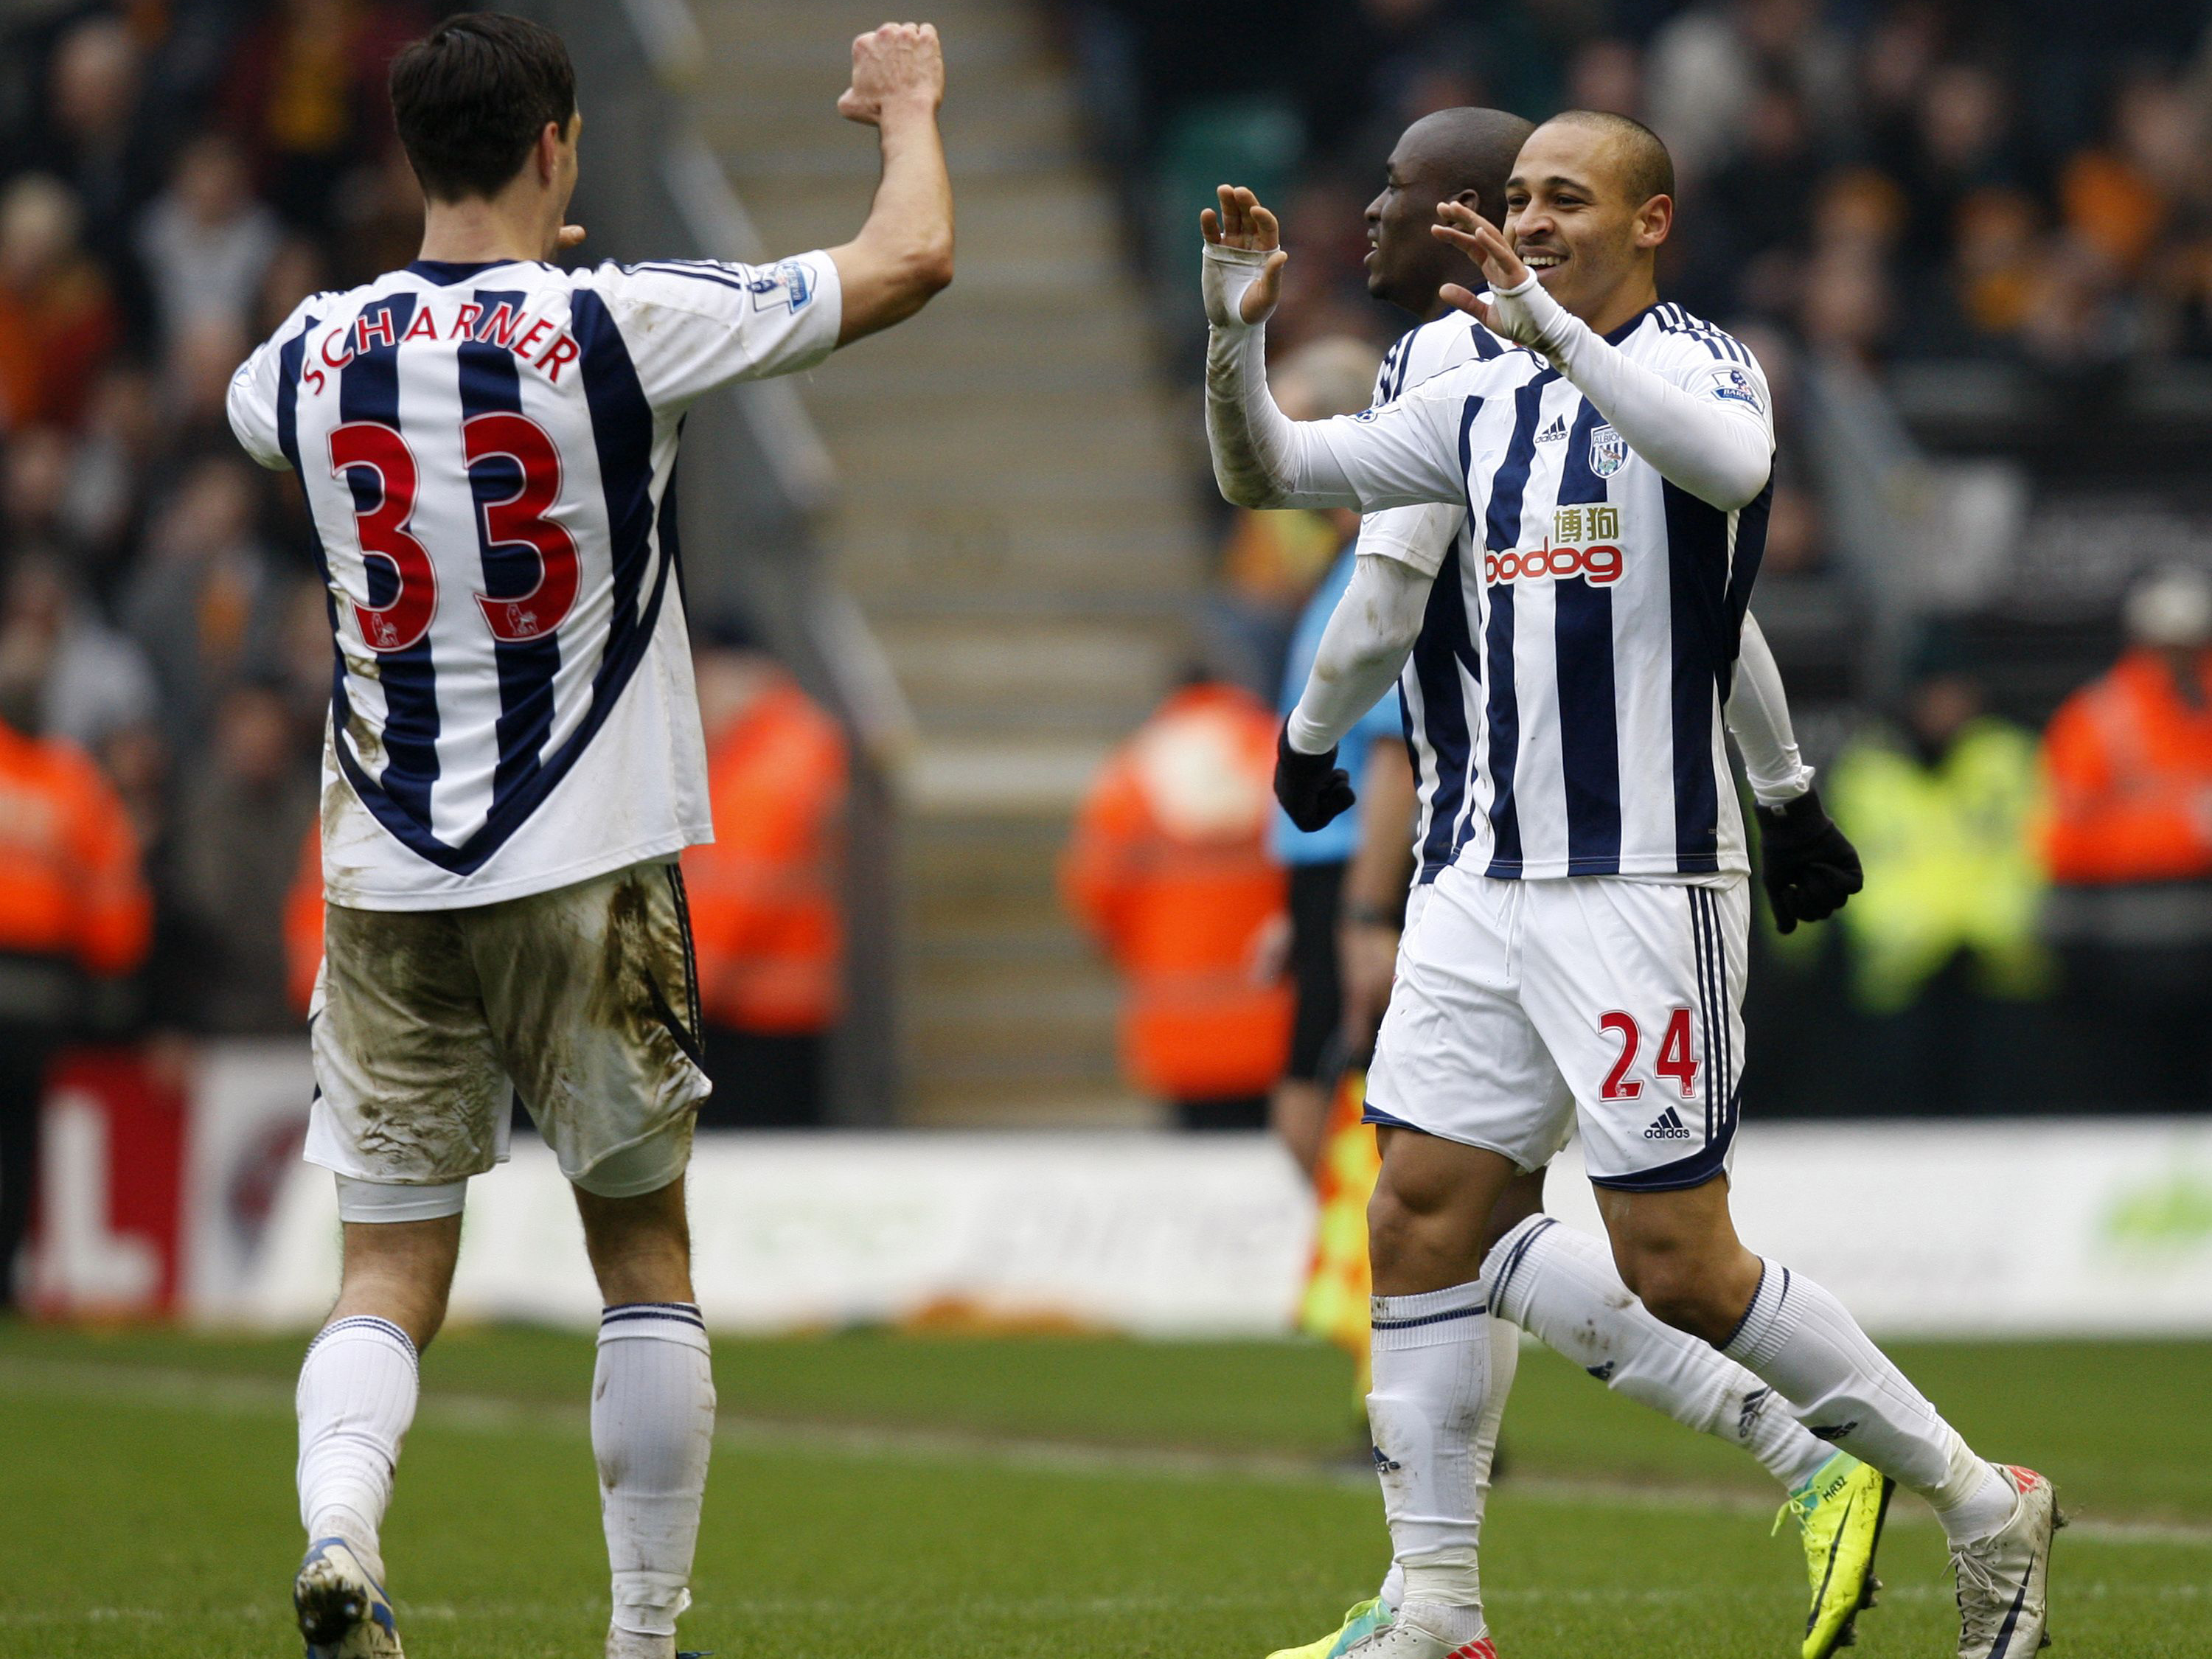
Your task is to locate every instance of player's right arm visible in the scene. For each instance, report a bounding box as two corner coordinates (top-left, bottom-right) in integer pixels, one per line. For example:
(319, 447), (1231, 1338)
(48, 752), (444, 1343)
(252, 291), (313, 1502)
(226, 297), (329, 471)
(824, 21), (953, 345)
(1201, 186), (1466, 514)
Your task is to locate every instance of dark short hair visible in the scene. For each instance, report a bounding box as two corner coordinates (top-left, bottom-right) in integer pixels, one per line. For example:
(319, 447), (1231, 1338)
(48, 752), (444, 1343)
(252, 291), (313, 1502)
(1544, 109), (1674, 205)
(389, 13), (576, 203)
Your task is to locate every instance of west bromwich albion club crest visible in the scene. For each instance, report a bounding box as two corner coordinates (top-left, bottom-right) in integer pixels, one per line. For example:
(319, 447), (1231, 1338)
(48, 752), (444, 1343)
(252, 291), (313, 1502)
(1589, 425), (1627, 478)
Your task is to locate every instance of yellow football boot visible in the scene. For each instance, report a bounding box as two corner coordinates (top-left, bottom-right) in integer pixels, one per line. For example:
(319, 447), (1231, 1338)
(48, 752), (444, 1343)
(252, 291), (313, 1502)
(1778, 1450), (1893, 1658)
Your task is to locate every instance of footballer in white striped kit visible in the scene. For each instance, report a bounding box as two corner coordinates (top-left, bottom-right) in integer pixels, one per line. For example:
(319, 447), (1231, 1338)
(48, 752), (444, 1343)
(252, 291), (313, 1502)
(226, 14), (953, 1658)
(1204, 108), (2059, 1659)
(1262, 106), (1905, 1659)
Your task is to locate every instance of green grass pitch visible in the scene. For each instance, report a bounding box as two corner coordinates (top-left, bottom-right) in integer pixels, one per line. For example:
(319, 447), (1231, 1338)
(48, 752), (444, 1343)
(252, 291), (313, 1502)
(2, 1324), (2208, 1657)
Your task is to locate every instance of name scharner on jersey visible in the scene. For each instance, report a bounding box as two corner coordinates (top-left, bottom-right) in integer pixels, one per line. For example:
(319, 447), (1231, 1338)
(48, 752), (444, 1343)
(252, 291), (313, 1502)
(228, 250), (842, 911)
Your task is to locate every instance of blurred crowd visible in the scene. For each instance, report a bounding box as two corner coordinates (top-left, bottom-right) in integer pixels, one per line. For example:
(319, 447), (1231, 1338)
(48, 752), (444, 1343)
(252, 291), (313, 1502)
(1071, 0), (2212, 369)
(1054, 0), (2212, 1123)
(0, 3), (859, 1304)
(0, 0), (437, 1043)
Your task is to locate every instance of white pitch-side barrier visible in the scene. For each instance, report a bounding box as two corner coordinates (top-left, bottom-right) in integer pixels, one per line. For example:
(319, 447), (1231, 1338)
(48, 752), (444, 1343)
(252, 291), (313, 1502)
(29, 1040), (2212, 1336)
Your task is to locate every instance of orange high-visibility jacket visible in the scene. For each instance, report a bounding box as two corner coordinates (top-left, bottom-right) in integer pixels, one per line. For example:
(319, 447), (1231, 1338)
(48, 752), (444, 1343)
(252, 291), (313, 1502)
(2040, 649), (2212, 884)
(283, 824), (321, 1015)
(280, 680), (850, 1032)
(0, 717), (150, 978)
(681, 678), (847, 1034)
(1062, 684), (1291, 1101)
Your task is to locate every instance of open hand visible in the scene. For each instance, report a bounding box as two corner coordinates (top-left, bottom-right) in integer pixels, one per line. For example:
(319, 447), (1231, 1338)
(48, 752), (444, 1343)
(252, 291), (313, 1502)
(1430, 201), (1530, 337)
(1200, 184), (1287, 326)
(838, 21), (944, 126)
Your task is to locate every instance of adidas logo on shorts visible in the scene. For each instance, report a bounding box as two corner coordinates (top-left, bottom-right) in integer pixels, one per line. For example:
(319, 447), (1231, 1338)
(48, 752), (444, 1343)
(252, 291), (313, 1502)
(1644, 1106), (1694, 1142)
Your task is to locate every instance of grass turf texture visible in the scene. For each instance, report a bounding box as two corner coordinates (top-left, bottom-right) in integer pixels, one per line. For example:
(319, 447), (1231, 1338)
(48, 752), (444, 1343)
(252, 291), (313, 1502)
(1, 1327), (2208, 1658)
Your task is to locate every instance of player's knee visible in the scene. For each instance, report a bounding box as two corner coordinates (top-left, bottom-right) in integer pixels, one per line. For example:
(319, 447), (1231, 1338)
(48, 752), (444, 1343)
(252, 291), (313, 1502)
(1614, 1249), (1736, 1343)
(1367, 1173), (1482, 1282)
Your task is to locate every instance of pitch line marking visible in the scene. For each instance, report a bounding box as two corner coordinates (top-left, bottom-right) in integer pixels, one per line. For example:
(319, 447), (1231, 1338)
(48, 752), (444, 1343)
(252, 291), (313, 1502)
(4, 1357), (2209, 1549)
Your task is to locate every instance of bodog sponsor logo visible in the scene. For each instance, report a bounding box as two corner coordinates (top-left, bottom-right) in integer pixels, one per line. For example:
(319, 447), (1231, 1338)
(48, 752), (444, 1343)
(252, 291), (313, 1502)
(1484, 540), (1624, 586)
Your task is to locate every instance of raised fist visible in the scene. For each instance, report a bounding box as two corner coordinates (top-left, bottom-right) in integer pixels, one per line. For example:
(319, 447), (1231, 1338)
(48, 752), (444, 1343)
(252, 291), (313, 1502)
(838, 21), (944, 126)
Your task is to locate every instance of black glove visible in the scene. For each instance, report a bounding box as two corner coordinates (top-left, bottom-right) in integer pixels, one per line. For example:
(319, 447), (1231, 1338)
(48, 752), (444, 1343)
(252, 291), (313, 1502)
(1754, 786), (1863, 933)
(1274, 724), (1356, 831)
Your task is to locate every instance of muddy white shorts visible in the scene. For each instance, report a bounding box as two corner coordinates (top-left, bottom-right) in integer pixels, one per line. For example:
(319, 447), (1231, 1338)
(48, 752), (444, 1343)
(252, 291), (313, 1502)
(307, 858), (712, 1216)
(1366, 864), (1747, 1191)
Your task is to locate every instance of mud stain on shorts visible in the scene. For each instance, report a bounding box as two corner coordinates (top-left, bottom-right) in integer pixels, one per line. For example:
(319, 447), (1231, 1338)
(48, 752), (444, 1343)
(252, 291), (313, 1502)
(590, 869), (698, 1077)
(327, 904), (507, 1179)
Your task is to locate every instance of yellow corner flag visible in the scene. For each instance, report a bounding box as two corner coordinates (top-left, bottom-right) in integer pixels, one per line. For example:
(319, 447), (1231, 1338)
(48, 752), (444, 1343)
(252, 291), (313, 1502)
(1299, 1063), (1382, 1395)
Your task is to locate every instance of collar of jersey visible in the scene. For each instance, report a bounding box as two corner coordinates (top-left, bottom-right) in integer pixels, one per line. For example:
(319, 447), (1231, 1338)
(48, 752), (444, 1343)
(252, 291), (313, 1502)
(1601, 302), (1659, 344)
(407, 257), (527, 284)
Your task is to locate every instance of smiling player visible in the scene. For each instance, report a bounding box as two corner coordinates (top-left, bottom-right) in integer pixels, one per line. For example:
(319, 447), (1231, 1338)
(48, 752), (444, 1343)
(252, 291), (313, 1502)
(227, 14), (951, 1658)
(1266, 107), (1879, 1659)
(1202, 110), (2059, 1659)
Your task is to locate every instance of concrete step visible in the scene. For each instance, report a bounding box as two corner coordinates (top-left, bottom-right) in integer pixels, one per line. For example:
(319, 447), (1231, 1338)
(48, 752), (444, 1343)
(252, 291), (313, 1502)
(693, 0), (1198, 1125)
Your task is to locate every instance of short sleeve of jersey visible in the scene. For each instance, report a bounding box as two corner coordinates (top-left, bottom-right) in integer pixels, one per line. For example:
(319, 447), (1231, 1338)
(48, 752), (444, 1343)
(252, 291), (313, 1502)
(588, 251), (844, 414)
(1658, 330), (1775, 453)
(1312, 369), (1471, 513)
(227, 293), (328, 471)
(1354, 501), (1462, 578)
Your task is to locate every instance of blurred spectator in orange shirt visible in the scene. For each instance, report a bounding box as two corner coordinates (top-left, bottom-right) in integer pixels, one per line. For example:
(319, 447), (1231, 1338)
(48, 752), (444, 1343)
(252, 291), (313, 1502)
(2040, 567), (2212, 1106)
(0, 174), (119, 432)
(681, 626), (848, 1127)
(2042, 567), (2212, 886)
(1062, 679), (1290, 1129)
(0, 624), (152, 1306)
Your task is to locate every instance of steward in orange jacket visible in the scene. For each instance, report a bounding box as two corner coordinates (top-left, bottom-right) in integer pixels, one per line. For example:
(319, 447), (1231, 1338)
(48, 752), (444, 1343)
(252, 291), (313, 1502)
(1062, 682), (1291, 1124)
(284, 824), (322, 1016)
(681, 644), (846, 1126)
(2041, 646), (2212, 884)
(0, 712), (153, 1307)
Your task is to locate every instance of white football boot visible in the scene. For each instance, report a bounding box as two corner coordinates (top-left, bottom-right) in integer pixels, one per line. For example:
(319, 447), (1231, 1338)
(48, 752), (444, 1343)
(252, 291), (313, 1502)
(293, 1537), (402, 1658)
(1951, 1464), (2064, 1659)
(1341, 1603), (1498, 1659)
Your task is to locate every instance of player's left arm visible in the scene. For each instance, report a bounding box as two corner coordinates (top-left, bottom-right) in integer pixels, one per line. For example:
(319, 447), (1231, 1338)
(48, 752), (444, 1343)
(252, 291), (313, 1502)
(1433, 205), (1771, 512)
(1728, 611), (1813, 804)
(824, 23), (954, 345)
(1731, 611), (1863, 929)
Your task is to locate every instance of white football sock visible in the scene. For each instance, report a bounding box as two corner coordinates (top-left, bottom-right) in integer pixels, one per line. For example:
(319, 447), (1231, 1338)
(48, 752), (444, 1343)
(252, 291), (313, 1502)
(596, 1302), (716, 1639)
(1485, 1216), (1831, 1492)
(1378, 1561), (1405, 1612)
(1367, 1280), (1492, 1643)
(1721, 1259), (2011, 1540)
(1377, 1314), (1511, 1619)
(296, 1314), (420, 1584)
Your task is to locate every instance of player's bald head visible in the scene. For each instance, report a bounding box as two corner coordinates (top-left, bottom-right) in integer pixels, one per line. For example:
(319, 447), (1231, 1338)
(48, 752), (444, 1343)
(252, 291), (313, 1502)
(1394, 107), (1536, 228)
(1528, 109), (1674, 206)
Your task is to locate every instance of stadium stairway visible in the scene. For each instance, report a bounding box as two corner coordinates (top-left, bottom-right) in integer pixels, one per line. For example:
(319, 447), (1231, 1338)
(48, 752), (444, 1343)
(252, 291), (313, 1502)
(693, 0), (1208, 1124)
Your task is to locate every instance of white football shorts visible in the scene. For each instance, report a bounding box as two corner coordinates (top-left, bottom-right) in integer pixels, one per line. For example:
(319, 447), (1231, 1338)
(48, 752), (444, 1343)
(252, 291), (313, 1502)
(307, 857), (712, 1217)
(1366, 864), (1747, 1191)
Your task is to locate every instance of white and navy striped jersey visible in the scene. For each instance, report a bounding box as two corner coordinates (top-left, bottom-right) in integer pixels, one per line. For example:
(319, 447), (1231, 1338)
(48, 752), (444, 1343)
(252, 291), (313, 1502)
(1335, 302), (1773, 882)
(229, 251), (841, 910)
